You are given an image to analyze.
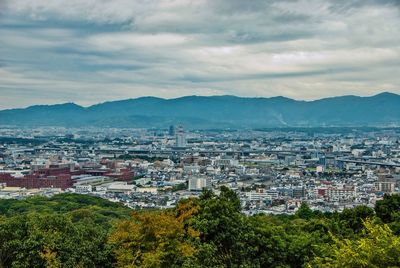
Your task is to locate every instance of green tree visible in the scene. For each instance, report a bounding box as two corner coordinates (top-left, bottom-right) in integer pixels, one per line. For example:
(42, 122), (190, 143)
(189, 187), (253, 266)
(375, 194), (400, 223)
(339, 206), (375, 233)
(0, 213), (113, 268)
(296, 202), (314, 220)
(309, 220), (400, 267)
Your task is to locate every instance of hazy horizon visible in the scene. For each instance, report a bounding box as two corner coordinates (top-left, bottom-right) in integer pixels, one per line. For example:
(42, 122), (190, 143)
(1, 0), (399, 109)
(0, 91), (397, 110)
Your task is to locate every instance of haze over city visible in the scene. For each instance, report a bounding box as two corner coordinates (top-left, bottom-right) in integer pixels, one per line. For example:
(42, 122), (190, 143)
(1, 0), (399, 109)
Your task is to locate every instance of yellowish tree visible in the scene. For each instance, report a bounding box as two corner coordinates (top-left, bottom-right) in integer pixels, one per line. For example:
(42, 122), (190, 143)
(309, 220), (400, 267)
(109, 211), (198, 268)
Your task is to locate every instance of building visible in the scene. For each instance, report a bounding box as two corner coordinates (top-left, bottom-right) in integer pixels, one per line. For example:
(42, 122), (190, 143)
(247, 188), (268, 201)
(374, 178), (396, 193)
(327, 186), (355, 201)
(215, 157), (239, 168)
(107, 182), (136, 194)
(316, 165), (325, 173)
(175, 125), (186, 148)
(0, 173), (73, 189)
(292, 187), (306, 199)
(266, 189), (279, 200)
(169, 125), (175, 136)
(75, 185), (92, 193)
(188, 176), (211, 191)
(246, 188), (279, 201)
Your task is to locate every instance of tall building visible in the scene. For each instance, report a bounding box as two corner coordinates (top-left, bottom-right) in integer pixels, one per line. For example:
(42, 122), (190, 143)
(188, 176), (211, 191)
(169, 125), (175, 136)
(175, 125), (186, 148)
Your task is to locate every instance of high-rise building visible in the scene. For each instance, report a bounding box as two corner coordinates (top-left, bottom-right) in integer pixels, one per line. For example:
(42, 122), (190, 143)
(169, 125), (175, 136)
(175, 125), (186, 147)
(188, 176), (211, 191)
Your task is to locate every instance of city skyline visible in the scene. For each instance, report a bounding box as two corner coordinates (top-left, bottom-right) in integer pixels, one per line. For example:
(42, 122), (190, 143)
(0, 0), (399, 109)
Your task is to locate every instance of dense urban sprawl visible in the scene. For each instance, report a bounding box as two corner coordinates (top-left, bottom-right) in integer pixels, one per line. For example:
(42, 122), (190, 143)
(0, 126), (399, 215)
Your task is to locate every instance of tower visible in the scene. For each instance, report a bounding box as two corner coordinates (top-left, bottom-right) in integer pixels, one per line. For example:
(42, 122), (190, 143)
(169, 125), (175, 136)
(175, 125), (186, 148)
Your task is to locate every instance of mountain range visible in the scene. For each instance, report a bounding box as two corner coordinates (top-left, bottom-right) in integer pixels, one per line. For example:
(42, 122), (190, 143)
(0, 92), (399, 129)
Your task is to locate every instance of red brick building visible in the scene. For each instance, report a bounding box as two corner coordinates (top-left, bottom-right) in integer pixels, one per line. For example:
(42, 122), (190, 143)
(0, 165), (74, 190)
(0, 173), (73, 189)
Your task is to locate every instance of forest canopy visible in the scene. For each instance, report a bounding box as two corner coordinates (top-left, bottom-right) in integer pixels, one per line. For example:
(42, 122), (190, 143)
(0, 190), (399, 267)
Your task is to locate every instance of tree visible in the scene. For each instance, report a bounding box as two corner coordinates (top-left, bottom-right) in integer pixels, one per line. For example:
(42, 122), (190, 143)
(0, 194), (130, 268)
(339, 206), (375, 233)
(296, 202), (314, 220)
(375, 194), (400, 223)
(108, 211), (197, 267)
(308, 220), (400, 267)
(190, 187), (262, 267)
(0, 213), (113, 268)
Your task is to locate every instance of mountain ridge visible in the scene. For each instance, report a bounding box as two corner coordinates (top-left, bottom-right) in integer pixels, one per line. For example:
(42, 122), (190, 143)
(0, 92), (399, 128)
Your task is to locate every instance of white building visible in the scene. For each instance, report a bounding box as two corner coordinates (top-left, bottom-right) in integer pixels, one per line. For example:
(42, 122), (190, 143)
(136, 187), (158, 194)
(75, 185), (93, 193)
(374, 180), (396, 193)
(246, 188), (267, 201)
(107, 182), (136, 194)
(327, 186), (355, 201)
(316, 165), (325, 173)
(188, 176), (211, 191)
(175, 125), (186, 147)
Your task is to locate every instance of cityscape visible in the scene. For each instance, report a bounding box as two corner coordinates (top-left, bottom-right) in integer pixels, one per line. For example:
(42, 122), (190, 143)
(1, 0), (400, 266)
(1, 126), (399, 215)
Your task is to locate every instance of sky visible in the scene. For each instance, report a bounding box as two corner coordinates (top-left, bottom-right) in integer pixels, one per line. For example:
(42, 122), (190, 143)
(0, 0), (399, 109)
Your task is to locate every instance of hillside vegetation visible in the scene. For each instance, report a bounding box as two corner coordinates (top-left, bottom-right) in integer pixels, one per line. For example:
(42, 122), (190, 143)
(0, 189), (399, 267)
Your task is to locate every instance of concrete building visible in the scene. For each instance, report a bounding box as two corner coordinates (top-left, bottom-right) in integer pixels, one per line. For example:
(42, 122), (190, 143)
(188, 176), (211, 191)
(169, 125), (175, 136)
(327, 186), (355, 201)
(75, 185), (92, 193)
(175, 125), (186, 148)
(247, 188), (268, 201)
(374, 178), (396, 193)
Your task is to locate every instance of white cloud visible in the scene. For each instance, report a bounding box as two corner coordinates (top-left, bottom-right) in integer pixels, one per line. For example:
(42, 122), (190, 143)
(0, 0), (399, 108)
(86, 32), (191, 52)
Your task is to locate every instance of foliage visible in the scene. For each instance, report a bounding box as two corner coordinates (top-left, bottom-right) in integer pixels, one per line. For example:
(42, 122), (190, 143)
(0, 194), (130, 268)
(295, 202), (314, 220)
(308, 220), (400, 267)
(375, 194), (400, 223)
(338, 206), (375, 233)
(109, 211), (198, 267)
(0, 193), (130, 216)
(0, 213), (114, 268)
(171, 183), (187, 192)
(0, 192), (400, 267)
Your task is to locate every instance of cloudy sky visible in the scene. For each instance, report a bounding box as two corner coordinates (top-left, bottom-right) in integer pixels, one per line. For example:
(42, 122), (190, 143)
(0, 0), (399, 109)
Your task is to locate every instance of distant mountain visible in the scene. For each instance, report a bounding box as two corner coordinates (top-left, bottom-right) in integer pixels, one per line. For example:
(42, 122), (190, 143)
(0, 92), (399, 128)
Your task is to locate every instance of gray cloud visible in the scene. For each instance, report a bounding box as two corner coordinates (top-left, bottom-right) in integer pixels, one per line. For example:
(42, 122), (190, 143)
(0, 0), (399, 109)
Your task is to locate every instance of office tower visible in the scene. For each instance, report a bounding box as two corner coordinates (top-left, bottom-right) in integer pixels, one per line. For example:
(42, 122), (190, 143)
(169, 125), (175, 136)
(175, 125), (186, 147)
